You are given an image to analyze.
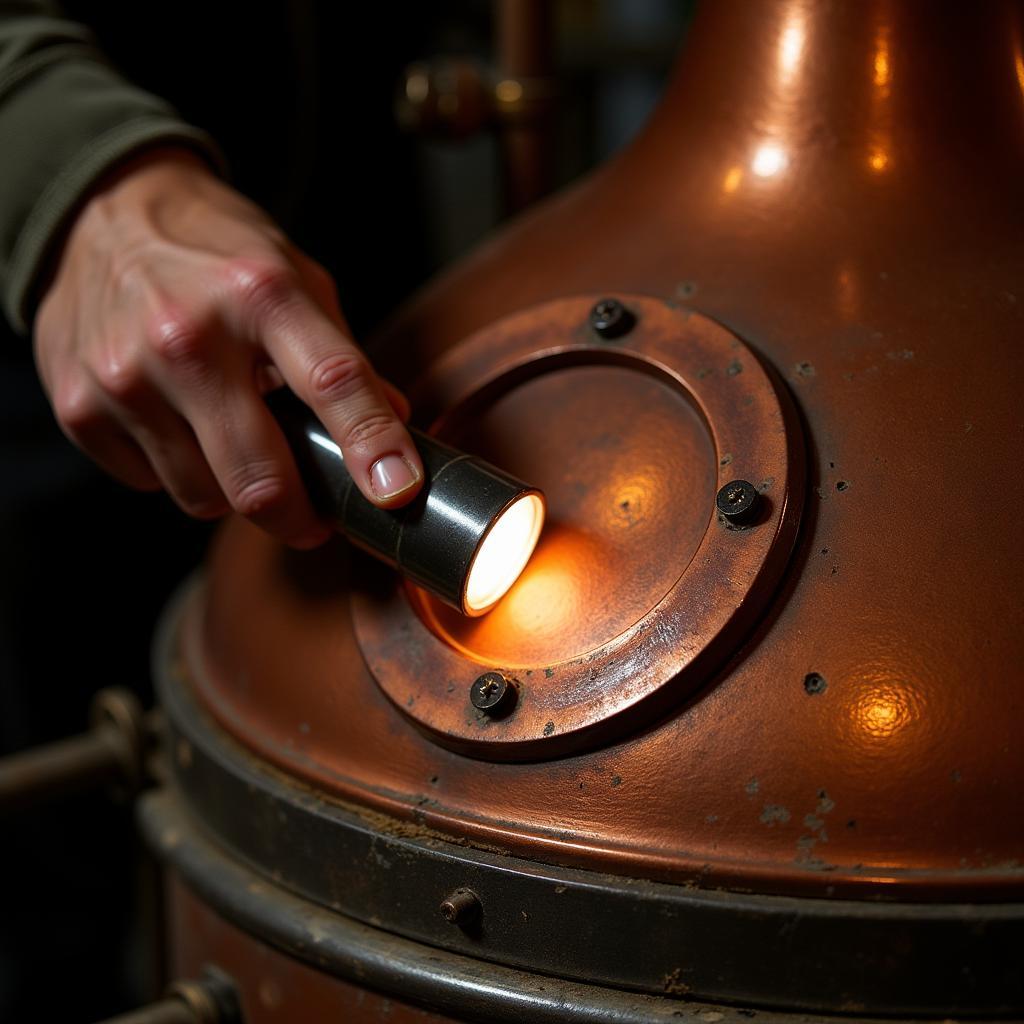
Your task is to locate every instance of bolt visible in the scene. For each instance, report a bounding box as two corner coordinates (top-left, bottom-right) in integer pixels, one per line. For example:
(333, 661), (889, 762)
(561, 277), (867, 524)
(470, 671), (517, 716)
(589, 298), (635, 339)
(804, 672), (827, 695)
(716, 479), (760, 527)
(440, 887), (481, 925)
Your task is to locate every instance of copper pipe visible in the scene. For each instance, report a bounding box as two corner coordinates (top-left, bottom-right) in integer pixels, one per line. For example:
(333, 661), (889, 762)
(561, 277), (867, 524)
(496, 0), (554, 211)
(0, 729), (125, 811)
(91, 973), (239, 1024)
(95, 1001), (197, 1024)
(0, 688), (147, 815)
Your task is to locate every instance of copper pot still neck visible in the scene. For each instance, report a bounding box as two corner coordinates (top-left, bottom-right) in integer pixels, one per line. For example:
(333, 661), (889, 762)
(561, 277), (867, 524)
(652, 0), (1024, 191)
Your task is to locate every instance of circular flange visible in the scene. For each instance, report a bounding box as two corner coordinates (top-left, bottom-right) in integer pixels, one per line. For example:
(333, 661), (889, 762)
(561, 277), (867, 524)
(352, 295), (804, 759)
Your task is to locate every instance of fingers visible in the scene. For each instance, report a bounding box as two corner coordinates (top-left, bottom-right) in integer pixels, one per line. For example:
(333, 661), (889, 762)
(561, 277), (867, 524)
(142, 309), (331, 546)
(50, 367), (232, 515)
(166, 381), (330, 547)
(50, 379), (161, 491)
(256, 287), (424, 508)
(36, 166), (419, 546)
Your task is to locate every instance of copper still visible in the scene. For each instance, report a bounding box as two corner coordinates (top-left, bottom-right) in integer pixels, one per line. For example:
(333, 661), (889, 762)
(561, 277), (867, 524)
(140, 1), (1024, 1020)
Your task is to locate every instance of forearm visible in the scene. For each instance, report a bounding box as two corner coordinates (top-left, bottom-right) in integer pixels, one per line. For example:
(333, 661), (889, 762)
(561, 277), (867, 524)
(0, 0), (221, 334)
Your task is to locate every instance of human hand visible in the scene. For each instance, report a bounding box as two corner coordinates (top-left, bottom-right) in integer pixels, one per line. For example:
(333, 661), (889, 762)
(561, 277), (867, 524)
(34, 148), (424, 548)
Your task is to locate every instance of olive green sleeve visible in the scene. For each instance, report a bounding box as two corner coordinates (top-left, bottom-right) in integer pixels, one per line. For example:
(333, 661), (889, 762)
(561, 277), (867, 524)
(0, 0), (223, 334)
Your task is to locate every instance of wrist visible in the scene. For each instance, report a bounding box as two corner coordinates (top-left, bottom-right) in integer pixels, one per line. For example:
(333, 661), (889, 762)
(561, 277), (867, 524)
(83, 144), (218, 212)
(51, 146), (222, 274)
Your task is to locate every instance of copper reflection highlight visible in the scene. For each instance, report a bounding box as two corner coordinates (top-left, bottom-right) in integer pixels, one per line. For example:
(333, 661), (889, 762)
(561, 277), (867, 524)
(867, 15), (893, 174)
(722, 165), (743, 194)
(855, 685), (913, 738)
(751, 143), (789, 179)
(777, 13), (807, 84)
(873, 29), (891, 91)
(1014, 36), (1024, 105)
(751, 2), (811, 181)
(846, 673), (925, 743)
(717, 2), (815, 192)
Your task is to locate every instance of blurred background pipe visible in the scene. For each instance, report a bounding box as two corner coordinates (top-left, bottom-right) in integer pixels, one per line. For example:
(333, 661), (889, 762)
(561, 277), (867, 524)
(0, 688), (151, 816)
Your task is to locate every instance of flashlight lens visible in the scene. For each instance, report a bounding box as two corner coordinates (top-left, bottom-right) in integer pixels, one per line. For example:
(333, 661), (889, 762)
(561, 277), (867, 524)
(464, 493), (544, 614)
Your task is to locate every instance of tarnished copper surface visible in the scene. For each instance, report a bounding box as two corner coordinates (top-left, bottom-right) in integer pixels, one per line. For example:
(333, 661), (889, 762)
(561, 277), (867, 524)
(168, 878), (451, 1024)
(181, 0), (1024, 899)
(354, 296), (803, 758)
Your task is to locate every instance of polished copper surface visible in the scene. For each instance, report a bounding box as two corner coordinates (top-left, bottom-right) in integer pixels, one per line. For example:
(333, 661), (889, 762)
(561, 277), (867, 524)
(181, 0), (1024, 899)
(354, 296), (803, 757)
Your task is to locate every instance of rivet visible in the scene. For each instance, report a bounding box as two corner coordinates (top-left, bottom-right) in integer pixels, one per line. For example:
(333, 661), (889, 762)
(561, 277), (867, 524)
(440, 887), (481, 924)
(716, 479), (760, 527)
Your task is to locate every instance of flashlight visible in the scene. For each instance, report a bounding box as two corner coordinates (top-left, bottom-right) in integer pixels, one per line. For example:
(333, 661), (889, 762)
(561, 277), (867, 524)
(267, 389), (545, 617)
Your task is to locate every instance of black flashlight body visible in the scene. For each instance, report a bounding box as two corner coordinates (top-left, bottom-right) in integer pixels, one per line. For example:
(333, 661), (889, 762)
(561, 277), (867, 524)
(267, 389), (543, 615)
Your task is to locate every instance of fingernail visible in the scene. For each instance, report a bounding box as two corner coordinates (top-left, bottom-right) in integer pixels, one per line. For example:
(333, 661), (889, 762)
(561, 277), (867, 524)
(369, 454), (420, 500)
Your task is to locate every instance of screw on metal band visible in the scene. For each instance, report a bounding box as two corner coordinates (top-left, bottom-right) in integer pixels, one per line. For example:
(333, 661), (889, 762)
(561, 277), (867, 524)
(588, 298), (635, 339)
(440, 887), (481, 925)
(470, 672), (517, 716)
(716, 480), (760, 527)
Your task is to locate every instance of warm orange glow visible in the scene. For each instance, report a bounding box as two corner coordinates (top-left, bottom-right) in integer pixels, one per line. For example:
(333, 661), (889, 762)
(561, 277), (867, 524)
(873, 50), (890, 90)
(499, 558), (579, 638)
(464, 494), (544, 615)
(423, 522), (608, 669)
(872, 20), (891, 94)
(722, 166), (743, 193)
(1016, 51), (1024, 98)
(854, 686), (913, 738)
(867, 22), (893, 174)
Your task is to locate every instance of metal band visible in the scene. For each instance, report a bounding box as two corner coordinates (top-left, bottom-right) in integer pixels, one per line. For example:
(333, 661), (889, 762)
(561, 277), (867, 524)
(154, 627), (1024, 1017)
(142, 787), (1012, 1024)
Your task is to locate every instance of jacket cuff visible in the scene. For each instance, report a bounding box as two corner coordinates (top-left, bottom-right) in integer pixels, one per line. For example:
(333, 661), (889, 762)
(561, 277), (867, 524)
(0, 48), (224, 334)
(5, 117), (223, 333)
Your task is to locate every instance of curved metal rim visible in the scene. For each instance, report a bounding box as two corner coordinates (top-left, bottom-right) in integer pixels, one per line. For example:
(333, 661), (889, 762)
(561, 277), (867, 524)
(352, 295), (806, 759)
(140, 788), (1020, 1024)
(155, 638), (1024, 1017)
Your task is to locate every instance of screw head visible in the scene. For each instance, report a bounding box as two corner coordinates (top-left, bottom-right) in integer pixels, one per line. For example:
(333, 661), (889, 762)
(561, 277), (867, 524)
(716, 479), (760, 527)
(589, 298), (635, 339)
(440, 887), (481, 925)
(470, 671), (516, 715)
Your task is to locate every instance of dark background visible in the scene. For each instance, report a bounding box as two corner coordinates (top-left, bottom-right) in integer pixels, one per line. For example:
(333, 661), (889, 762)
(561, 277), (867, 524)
(0, 2), (690, 1019)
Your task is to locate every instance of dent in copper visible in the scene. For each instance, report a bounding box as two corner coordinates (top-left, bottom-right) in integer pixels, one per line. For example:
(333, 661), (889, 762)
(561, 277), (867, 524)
(179, 0), (1024, 899)
(353, 296), (803, 758)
